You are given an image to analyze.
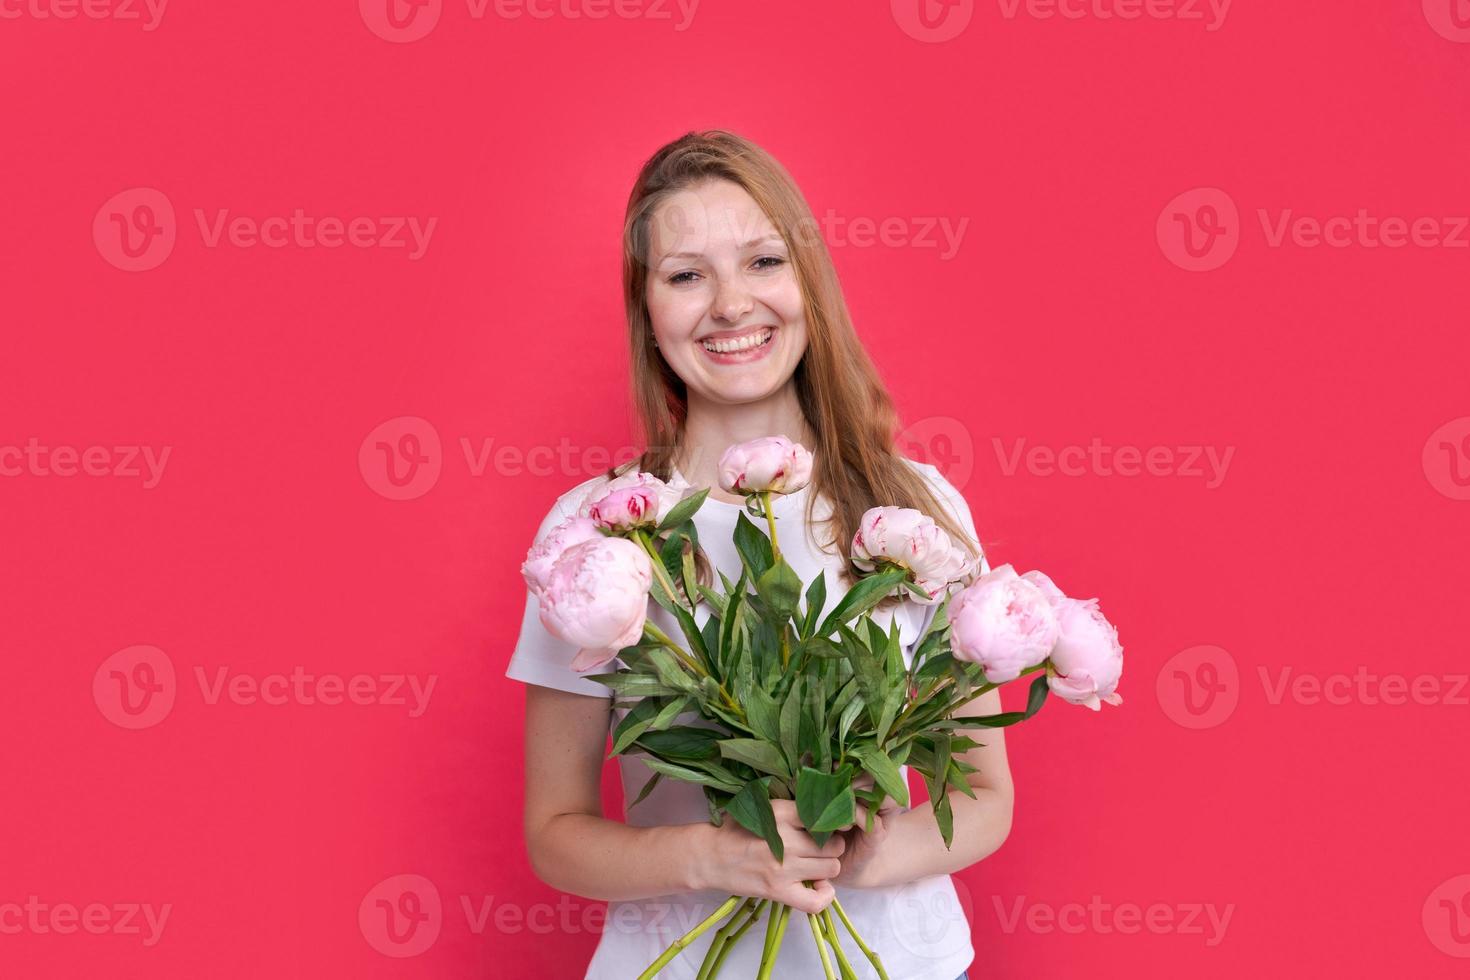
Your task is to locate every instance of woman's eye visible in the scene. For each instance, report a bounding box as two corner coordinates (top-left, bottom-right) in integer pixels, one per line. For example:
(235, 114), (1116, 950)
(753, 256), (786, 271)
(668, 271), (699, 285)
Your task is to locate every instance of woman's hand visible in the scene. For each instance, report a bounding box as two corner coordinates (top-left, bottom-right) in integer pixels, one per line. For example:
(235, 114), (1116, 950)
(699, 798), (845, 915)
(832, 773), (902, 889)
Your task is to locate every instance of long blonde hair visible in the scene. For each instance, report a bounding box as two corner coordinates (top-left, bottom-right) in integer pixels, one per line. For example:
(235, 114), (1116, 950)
(615, 129), (981, 594)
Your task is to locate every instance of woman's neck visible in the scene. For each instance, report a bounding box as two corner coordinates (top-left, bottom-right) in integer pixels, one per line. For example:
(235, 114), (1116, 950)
(673, 383), (816, 502)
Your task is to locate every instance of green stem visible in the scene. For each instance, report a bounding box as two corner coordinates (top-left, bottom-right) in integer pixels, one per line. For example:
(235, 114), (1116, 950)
(706, 899), (768, 979)
(695, 897), (761, 980)
(637, 894), (741, 980)
(761, 490), (781, 561)
(641, 620), (706, 677)
(829, 897), (889, 980)
(808, 910), (837, 980)
(756, 903), (792, 980)
(633, 528), (687, 612)
(820, 908), (859, 980)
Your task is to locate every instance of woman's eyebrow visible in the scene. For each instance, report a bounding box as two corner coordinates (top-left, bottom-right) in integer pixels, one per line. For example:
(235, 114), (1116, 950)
(657, 234), (787, 264)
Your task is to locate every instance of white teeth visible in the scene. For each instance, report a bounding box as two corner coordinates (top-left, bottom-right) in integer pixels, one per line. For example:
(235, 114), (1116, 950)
(702, 327), (773, 354)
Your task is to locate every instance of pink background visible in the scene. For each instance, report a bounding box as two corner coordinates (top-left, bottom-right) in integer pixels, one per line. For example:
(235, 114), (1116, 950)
(4, 1), (1470, 976)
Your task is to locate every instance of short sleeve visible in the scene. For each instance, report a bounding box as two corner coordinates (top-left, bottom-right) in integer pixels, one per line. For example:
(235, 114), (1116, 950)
(911, 461), (990, 638)
(504, 496), (616, 699)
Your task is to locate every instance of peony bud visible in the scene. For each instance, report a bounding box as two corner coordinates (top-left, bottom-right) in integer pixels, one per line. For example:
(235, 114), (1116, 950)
(578, 471), (690, 532)
(717, 436), (814, 495)
(851, 506), (973, 604)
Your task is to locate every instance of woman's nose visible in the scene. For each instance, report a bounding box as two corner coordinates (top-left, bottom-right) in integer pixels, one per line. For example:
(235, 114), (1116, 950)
(711, 275), (754, 322)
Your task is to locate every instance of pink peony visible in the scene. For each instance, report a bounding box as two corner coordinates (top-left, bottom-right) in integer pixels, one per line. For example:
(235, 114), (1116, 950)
(578, 471), (691, 532)
(521, 516), (603, 599)
(717, 436), (814, 495)
(1046, 597), (1125, 710)
(948, 564), (1059, 682)
(538, 537), (653, 672)
(851, 506), (973, 604)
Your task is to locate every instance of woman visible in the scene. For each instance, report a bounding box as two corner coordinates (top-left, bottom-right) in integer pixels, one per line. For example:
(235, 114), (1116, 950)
(506, 130), (1011, 979)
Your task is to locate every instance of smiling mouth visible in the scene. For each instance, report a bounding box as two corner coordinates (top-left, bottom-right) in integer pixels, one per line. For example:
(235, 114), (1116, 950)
(700, 326), (775, 354)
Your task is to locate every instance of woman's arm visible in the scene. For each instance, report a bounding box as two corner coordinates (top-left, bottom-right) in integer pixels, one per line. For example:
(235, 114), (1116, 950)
(522, 684), (706, 902)
(838, 686), (1015, 890)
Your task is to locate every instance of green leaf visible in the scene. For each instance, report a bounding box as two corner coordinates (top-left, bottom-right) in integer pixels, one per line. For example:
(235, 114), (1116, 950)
(946, 760), (978, 799)
(816, 567), (907, 637)
(583, 672), (680, 698)
(636, 726), (723, 761)
(801, 571), (827, 639)
(849, 743), (910, 807)
(733, 511), (774, 579)
(657, 487), (710, 531)
(718, 738), (792, 779)
(797, 636), (845, 661)
(628, 771), (662, 810)
(670, 604), (708, 668)
(755, 558), (802, 623)
(837, 694), (865, 749)
(719, 568), (748, 666)
(743, 686), (782, 744)
(795, 765), (856, 845)
(934, 789), (955, 849)
(725, 778), (784, 862)
(610, 697), (663, 757)
(944, 674), (1050, 729)
(779, 676), (803, 772)
(642, 757), (743, 793)
(647, 648), (701, 695)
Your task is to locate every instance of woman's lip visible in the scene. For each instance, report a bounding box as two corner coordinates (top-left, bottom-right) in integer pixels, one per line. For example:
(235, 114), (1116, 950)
(697, 325), (777, 344)
(697, 325), (777, 362)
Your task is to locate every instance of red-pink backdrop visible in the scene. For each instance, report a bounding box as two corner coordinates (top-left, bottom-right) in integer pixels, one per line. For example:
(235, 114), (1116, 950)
(4, 1), (1469, 976)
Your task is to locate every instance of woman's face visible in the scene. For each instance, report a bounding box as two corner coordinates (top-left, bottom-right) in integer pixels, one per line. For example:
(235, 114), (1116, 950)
(644, 178), (809, 407)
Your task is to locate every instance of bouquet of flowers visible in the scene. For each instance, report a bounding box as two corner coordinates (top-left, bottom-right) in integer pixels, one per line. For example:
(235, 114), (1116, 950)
(521, 436), (1124, 979)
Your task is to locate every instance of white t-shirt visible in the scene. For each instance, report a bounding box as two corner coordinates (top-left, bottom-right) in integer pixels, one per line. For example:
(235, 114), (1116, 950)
(506, 457), (988, 980)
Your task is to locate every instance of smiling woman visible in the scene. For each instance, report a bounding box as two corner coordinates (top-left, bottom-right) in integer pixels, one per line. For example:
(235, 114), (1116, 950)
(507, 130), (1007, 980)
